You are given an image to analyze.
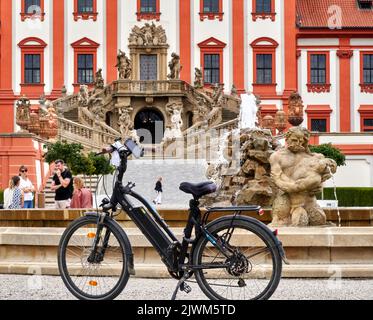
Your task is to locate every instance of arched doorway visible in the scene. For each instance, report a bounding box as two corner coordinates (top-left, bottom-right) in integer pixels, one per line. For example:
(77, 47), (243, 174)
(186, 111), (194, 128)
(134, 108), (164, 144)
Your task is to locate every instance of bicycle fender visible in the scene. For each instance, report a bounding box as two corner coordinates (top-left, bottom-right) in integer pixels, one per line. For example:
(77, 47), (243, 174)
(109, 218), (136, 276)
(199, 215), (287, 264)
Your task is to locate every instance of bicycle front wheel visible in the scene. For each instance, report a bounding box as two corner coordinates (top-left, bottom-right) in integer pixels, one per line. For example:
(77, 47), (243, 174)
(193, 218), (282, 300)
(58, 215), (130, 300)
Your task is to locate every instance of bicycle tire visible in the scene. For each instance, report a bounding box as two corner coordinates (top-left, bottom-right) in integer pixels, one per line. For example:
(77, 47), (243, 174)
(193, 217), (282, 300)
(58, 215), (130, 300)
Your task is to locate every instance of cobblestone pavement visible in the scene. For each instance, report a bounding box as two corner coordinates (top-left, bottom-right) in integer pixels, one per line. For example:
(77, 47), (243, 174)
(0, 275), (372, 300)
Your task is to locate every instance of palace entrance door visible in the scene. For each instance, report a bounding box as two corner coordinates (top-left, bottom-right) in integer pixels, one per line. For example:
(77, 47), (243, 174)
(134, 108), (164, 144)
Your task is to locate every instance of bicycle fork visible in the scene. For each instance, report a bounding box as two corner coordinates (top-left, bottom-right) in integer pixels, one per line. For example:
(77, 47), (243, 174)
(87, 214), (112, 264)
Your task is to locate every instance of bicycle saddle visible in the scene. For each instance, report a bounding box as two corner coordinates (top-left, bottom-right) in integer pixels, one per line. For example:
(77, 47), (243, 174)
(179, 181), (217, 198)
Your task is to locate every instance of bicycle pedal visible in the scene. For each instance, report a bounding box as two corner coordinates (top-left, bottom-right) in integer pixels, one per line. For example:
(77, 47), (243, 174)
(180, 282), (192, 294)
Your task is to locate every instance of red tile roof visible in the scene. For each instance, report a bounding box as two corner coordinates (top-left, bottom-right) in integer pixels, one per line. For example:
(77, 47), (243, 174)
(297, 0), (373, 28)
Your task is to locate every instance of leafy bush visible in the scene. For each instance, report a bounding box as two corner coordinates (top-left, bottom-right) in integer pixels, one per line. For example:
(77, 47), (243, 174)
(310, 143), (346, 167)
(318, 188), (373, 207)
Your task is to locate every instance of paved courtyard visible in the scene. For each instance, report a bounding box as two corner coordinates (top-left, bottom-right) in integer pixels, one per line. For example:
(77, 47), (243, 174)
(0, 275), (372, 300)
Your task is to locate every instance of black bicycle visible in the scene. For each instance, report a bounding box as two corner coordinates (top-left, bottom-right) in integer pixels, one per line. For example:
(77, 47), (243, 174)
(58, 138), (287, 300)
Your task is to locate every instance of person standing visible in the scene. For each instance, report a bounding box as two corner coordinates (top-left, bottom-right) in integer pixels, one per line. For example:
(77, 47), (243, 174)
(3, 179), (15, 209)
(9, 176), (23, 209)
(153, 177), (163, 205)
(19, 166), (35, 209)
(51, 160), (73, 209)
(70, 177), (93, 209)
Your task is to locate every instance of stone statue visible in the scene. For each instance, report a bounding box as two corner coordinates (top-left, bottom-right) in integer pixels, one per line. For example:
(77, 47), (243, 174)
(78, 85), (90, 107)
(287, 92), (304, 126)
(118, 107), (133, 140)
(231, 84), (239, 99)
(212, 83), (224, 108)
(269, 127), (337, 227)
(166, 102), (183, 137)
(196, 96), (210, 122)
(45, 101), (58, 131)
(116, 50), (132, 80)
(129, 23), (167, 47)
(202, 128), (279, 207)
(94, 68), (105, 90)
(61, 85), (67, 97)
(90, 98), (106, 122)
(168, 53), (182, 80)
(194, 68), (204, 89)
(16, 96), (31, 130)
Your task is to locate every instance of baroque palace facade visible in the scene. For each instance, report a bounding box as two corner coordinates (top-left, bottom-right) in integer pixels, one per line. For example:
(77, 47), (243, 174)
(0, 0), (373, 190)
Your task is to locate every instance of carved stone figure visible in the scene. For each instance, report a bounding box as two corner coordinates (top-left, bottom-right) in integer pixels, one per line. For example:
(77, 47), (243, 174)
(118, 107), (133, 140)
(168, 53), (182, 80)
(195, 96), (210, 122)
(166, 102), (183, 138)
(94, 68), (105, 90)
(202, 128), (279, 207)
(231, 84), (239, 99)
(128, 23), (167, 47)
(269, 127), (337, 227)
(116, 50), (132, 80)
(78, 85), (90, 106)
(211, 83), (224, 108)
(194, 68), (204, 89)
(287, 92), (304, 126)
(16, 96), (31, 130)
(90, 98), (106, 122)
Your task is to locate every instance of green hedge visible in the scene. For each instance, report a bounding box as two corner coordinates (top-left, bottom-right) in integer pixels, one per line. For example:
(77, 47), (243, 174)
(318, 188), (373, 207)
(0, 190), (3, 205)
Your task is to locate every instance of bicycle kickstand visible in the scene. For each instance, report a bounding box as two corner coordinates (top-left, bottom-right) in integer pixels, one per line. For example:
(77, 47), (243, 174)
(171, 273), (192, 301)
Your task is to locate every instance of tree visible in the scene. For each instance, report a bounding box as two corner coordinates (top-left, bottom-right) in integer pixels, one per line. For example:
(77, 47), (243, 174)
(44, 141), (84, 170)
(310, 143), (346, 167)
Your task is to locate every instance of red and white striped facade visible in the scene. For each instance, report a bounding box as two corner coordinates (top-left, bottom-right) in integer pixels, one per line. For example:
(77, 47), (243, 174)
(0, 0), (372, 188)
(1, 0), (373, 133)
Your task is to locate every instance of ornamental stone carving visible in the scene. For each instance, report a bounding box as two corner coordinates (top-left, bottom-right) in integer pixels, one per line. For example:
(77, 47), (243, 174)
(168, 53), (182, 80)
(128, 23), (167, 47)
(116, 50), (132, 80)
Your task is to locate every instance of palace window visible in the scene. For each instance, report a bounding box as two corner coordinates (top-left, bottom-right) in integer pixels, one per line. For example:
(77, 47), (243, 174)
(71, 37), (99, 92)
(77, 54), (94, 84)
(307, 52), (331, 93)
(310, 119), (327, 132)
(204, 54), (220, 84)
(311, 54), (327, 84)
(252, 0), (276, 21)
(25, 54), (41, 84)
(256, 54), (272, 84)
(363, 53), (373, 83)
(362, 118), (373, 132)
(359, 105), (373, 132)
(358, 0), (373, 10)
(137, 0), (161, 21)
(18, 37), (47, 96)
(360, 52), (373, 93)
(199, 0), (223, 21)
(21, 0), (45, 21)
(74, 0), (98, 21)
(251, 37), (278, 95)
(198, 37), (226, 86)
(306, 105), (332, 133)
(140, 0), (156, 13)
(78, 0), (94, 13)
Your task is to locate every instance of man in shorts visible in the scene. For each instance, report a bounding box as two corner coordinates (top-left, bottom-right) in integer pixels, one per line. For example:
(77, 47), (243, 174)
(51, 160), (73, 209)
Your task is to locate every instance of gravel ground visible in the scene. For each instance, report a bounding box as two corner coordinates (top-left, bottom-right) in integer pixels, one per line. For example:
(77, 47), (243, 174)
(0, 275), (372, 300)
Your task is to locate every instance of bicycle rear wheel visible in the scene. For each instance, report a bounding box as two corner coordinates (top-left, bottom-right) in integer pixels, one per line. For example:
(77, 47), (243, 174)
(193, 218), (282, 300)
(58, 215), (130, 300)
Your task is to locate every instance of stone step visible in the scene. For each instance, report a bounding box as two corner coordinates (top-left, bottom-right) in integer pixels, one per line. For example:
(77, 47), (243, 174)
(0, 226), (373, 278)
